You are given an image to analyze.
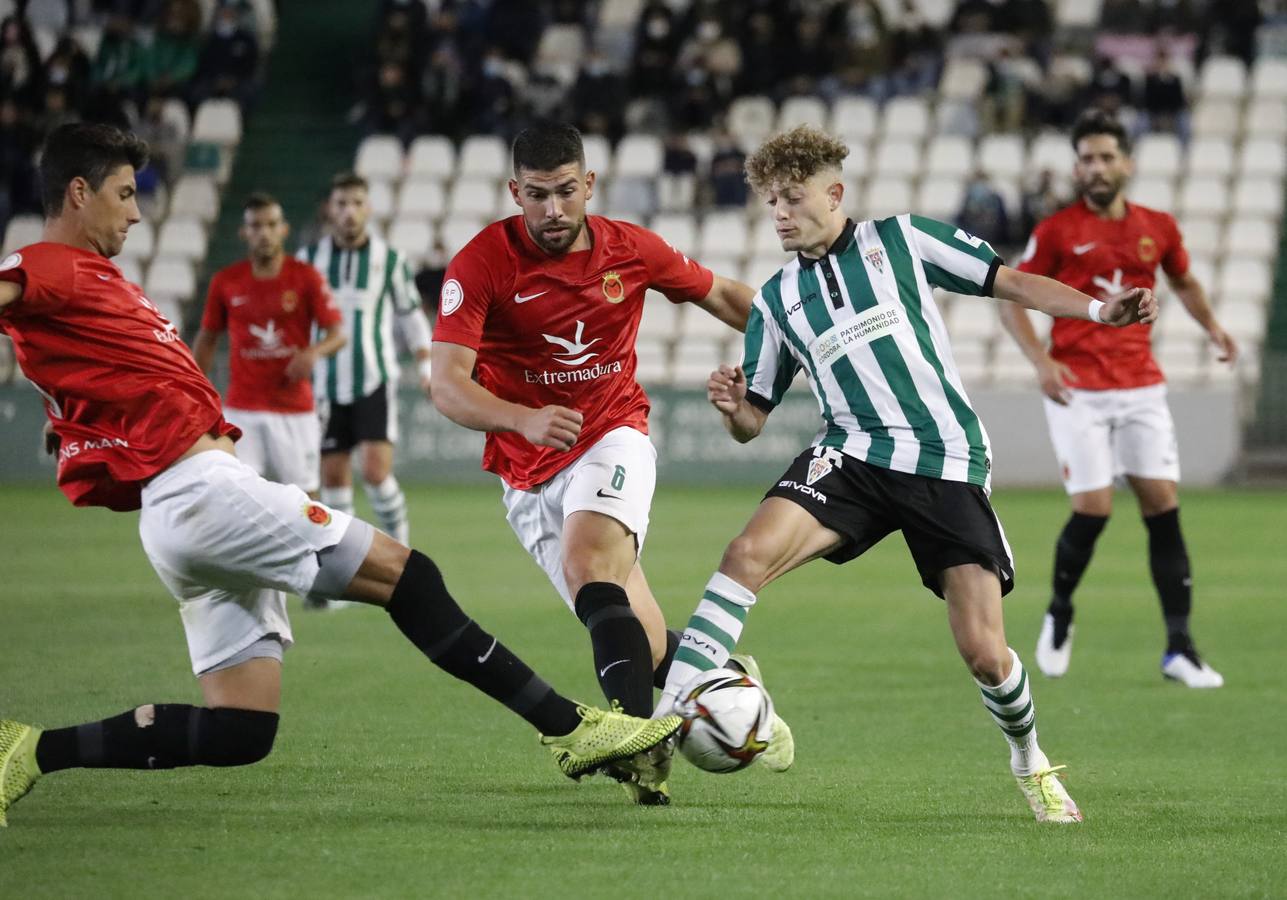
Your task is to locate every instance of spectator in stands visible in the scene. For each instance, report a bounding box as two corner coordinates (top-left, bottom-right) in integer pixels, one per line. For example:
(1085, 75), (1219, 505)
(484, 0), (544, 66)
(571, 50), (627, 142)
(1020, 168), (1063, 238)
(375, 3), (425, 70)
(34, 86), (79, 137)
(465, 47), (517, 137)
(950, 0), (998, 34)
(984, 46), (1031, 134)
(1205, 0), (1261, 65)
(191, 0), (260, 110)
(957, 169), (1010, 248)
(44, 36), (93, 113)
(142, 0), (202, 99)
(420, 45), (462, 136)
(996, 0), (1054, 66)
(0, 95), (40, 230)
(709, 129), (747, 208)
(1099, 0), (1150, 32)
(632, 1), (680, 98)
(1085, 54), (1133, 118)
(735, 11), (781, 98)
(886, 0), (944, 98)
(662, 131), (697, 177)
(134, 92), (185, 184)
(89, 12), (144, 108)
(1, 15), (43, 109)
(1141, 49), (1188, 141)
(826, 0), (890, 99)
(367, 60), (421, 144)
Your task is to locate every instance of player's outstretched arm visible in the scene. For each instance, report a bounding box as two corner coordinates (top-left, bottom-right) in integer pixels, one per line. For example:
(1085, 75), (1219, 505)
(693, 275), (755, 332)
(1168, 270), (1238, 363)
(431, 341), (583, 450)
(709, 364), (768, 443)
(191, 327), (219, 374)
(0, 279), (21, 311)
(992, 265), (1158, 327)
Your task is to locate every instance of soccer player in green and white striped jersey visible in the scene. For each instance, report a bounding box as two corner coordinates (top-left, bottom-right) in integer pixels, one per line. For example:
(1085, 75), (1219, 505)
(298, 172), (433, 562)
(657, 126), (1158, 823)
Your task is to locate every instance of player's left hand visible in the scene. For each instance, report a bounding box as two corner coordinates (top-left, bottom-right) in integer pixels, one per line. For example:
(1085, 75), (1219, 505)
(1208, 324), (1239, 363)
(284, 347), (318, 382)
(1100, 287), (1157, 326)
(42, 421), (60, 456)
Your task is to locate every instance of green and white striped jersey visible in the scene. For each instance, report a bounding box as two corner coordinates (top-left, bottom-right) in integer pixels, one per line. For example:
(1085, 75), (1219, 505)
(742, 215), (1001, 488)
(298, 232), (424, 405)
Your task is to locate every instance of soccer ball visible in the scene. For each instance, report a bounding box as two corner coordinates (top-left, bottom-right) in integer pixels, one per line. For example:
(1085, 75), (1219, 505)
(676, 668), (775, 773)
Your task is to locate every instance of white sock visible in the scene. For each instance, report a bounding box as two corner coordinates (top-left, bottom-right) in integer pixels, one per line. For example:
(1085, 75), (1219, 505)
(320, 485), (354, 516)
(654, 572), (756, 716)
(976, 648), (1050, 776)
(364, 475), (409, 544)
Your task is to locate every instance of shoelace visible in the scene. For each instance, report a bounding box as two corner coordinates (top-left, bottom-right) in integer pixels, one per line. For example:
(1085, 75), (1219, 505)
(1030, 765), (1069, 806)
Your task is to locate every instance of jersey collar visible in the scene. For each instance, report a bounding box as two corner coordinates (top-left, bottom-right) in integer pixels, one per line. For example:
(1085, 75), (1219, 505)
(797, 219), (856, 268)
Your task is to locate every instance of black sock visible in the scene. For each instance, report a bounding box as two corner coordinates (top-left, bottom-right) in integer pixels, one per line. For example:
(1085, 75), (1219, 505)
(34, 705), (278, 773)
(1143, 508), (1194, 654)
(653, 629), (681, 689)
(1048, 512), (1109, 642)
(573, 582), (654, 716)
(387, 550), (581, 736)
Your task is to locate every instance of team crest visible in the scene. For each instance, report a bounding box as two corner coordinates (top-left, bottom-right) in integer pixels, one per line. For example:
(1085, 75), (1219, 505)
(864, 247), (885, 273)
(806, 456), (833, 485)
(1138, 236), (1157, 263)
(304, 503), (332, 526)
(601, 271), (625, 303)
(281, 289), (299, 312)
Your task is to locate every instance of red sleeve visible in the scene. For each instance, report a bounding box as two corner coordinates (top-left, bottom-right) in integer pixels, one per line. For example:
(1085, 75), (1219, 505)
(1160, 213), (1190, 279)
(0, 246), (71, 316)
(432, 236), (502, 350)
(200, 270), (228, 332)
(1015, 218), (1061, 277)
(303, 265), (342, 329)
(632, 225), (715, 303)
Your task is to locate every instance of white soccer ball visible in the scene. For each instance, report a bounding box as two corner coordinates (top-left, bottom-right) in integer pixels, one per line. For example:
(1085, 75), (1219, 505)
(676, 667), (775, 773)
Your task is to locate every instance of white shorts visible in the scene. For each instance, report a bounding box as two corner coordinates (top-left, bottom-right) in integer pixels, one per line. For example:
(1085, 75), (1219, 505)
(224, 407), (321, 493)
(1043, 384), (1180, 495)
(139, 451), (360, 674)
(501, 426), (657, 610)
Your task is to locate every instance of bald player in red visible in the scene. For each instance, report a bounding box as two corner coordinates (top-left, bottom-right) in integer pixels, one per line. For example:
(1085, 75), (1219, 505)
(1000, 110), (1237, 689)
(0, 124), (683, 828)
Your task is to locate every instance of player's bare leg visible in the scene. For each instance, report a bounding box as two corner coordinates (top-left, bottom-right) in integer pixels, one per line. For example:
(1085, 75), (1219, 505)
(1037, 486), (1112, 677)
(1126, 476), (1222, 687)
(941, 563), (1081, 823)
(359, 439), (409, 547)
(320, 450), (354, 514)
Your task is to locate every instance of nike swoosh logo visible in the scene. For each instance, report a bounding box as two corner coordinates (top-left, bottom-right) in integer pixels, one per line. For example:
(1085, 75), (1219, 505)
(96, 273), (111, 281)
(596, 488), (622, 500)
(599, 658), (629, 678)
(514, 291), (549, 304)
(1072, 242), (1096, 255)
(477, 638), (497, 664)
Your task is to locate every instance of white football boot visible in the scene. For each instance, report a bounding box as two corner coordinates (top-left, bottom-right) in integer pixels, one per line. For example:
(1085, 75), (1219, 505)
(1162, 651), (1224, 688)
(1035, 613), (1074, 678)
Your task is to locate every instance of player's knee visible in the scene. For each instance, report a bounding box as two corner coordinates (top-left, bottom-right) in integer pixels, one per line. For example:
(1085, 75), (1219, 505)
(963, 646), (1010, 685)
(719, 534), (770, 590)
(203, 708), (280, 766)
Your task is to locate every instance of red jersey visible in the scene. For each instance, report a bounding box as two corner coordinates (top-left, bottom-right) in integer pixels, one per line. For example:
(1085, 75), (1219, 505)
(1017, 198), (1189, 390)
(202, 257), (340, 413)
(434, 215), (714, 489)
(0, 243), (239, 511)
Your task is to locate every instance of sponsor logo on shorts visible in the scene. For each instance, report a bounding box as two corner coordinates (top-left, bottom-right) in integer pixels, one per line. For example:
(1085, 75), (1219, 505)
(778, 479), (827, 504)
(305, 503), (332, 526)
(595, 488), (623, 500)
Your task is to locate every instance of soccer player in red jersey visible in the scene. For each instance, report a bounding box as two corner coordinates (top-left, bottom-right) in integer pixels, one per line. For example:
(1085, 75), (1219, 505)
(431, 123), (754, 803)
(1000, 110), (1237, 688)
(193, 192), (345, 493)
(0, 124), (682, 827)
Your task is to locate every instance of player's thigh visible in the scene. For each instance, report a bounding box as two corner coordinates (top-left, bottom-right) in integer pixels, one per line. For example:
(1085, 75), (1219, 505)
(199, 655), (282, 712)
(721, 496), (846, 591)
(940, 563), (1009, 677)
(1044, 391), (1115, 494)
(1115, 384), (1180, 486)
(264, 412), (321, 494)
(358, 440), (394, 485)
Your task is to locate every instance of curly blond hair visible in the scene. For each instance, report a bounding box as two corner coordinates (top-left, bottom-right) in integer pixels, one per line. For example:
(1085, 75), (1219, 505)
(744, 126), (849, 194)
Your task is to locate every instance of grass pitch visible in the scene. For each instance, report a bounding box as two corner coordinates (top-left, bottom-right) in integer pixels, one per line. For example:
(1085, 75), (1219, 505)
(1, 483), (1283, 898)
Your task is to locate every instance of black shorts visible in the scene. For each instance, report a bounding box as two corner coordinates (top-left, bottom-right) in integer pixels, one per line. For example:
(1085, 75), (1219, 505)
(320, 383), (396, 453)
(764, 447), (1015, 599)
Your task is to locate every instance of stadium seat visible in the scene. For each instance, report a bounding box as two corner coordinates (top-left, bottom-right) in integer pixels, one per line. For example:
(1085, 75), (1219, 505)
(615, 134), (663, 178)
(1250, 57), (1287, 100)
(883, 96), (930, 140)
(638, 296), (680, 340)
(650, 213), (698, 256)
(728, 95), (776, 144)
(943, 298), (998, 343)
(1, 214), (43, 254)
(406, 135), (455, 179)
(535, 23), (585, 71)
(458, 135), (508, 179)
(778, 96), (828, 131)
(1027, 131), (1074, 175)
(1232, 177), (1284, 218)
(976, 134), (1025, 180)
(438, 218), (487, 258)
(169, 175), (221, 223)
(191, 99), (242, 146)
(933, 99), (980, 138)
(865, 178), (913, 220)
(1219, 298), (1267, 343)
(1178, 217), (1221, 255)
(1237, 138), (1286, 179)
(1129, 176), (1176, 212)
(938, 56), (988, 102)
(750, 218), (783, 257)
(697, 210), (750, 259)
(948, 337), (989, 385)
(160, 98), (191, 144)
(672, 337), (729, 384)
(117, 220), (155, 260)
(448, 176), (501, 220)
(915, 176), (965, 222)
(396, 178), (446, 220)
(1184, 137), (1234, 178)
(388, 218), (434, 264)
(634, 336), (671, 385)
(1135, 133), (1182, 178)
(925, 135), (975, 178)
(355, 135), (404, 181)
(493, 180), (518, 218)
(1190, 100), (1240, 138)
(830, 95), (878, 143)
(1222, 219), (1278, 261)
(873, 138), (923, 178)
(604, 177), (657, 218)
(683, 303), (736, 339)
(1244, 98), (1287, 139)
(1197, 55), (1247, 99)
(143, 258), (196, 303)
(154, 219), (207, 262)
(1177, 176), (1228, 219)
(743, 255), (787, 290)
(1218, 258), (1273, 303)
(366, 179), (395, 223)
(1187, 256), (1217, 295)
(581, 132), (611, 176)
(658, 173), (696, 212)
(1053, 0), (1102, 27)
(603, 208), (648, 226)
(1154, 339), (1206, 384)
(116, 257), (144, 286)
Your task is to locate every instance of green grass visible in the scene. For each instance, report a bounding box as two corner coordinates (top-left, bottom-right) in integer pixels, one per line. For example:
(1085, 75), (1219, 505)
(1, 484), (1284, 898)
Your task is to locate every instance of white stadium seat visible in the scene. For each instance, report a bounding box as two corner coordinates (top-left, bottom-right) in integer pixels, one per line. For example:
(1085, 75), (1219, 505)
(1197, 55), (1247, 99)
(387, 218), (434, 264)
(1129, 177), (1176, 213)
(1222, 219), (1278, 262)
(728, 95), (776, 144)
(1219, 299), (1267, 342)
(697, 210), (749, 259)
(143, 258), (196, 303)
(536, 23), (585, 69)
(683, 303), (735, 339)
(938, 57), (988, 102)
(1184, 137), (1234, 178)
(1178, 217), (1221, 255)
(494, 181), (517, 218)
(2, 214), (44, 254)
(649, 213), (697, 257)
(830, 95), (878, 142)
(116, 257), (144, 286)
(458, 135), (508, 179)
(658, 172), (696, 213)
(883, 96), (930, 140)
(604, 177), (657, 218)
(448, 176), (501, 219)
(924, 135), (975, 178)
(1190, 100), (1239, 138)
(169, 175), (220, 223)
(160, 98), (191, 144)
(634, 337), (671, 385)
(396, 178), (446, 220)
(154, 219), (207, 262)
(614, 134), (663, 178)
(777, 96), (828, 131)
(1218, 259), (1273, 303)
(406, 135), (455, 179)
(1054, 0), (1102, 28)
(638, 296), (680, 340)
(915, 176), (965, 222)
(750, 218), (783, 256)
(191, 99), (242, 146)
(865, 178), (913, 220)
(1244, 98), (1287, 140)
(1238, 138), (1286, 179)
(743, 255), (787, 290)
(355, 135), (404, 181)
(1177, 176), (1228, 219)
(366, 179), (395, 223)
(672, 337), (728, 384)
(1250, 57), (1287, 100)
(438, 218), (487, 258)
(117, 220), (155, 260)
(1135, 133), (1182, 178)
(944, 298), (999, 343)
(1233, 177), (1284, 218)
(1027, 131), (1074, 175)
(977, 134), (1025, 180)
(934, 99), (980, 138)
(581, 133), (611, 176)
(873, 137), (923, 178)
